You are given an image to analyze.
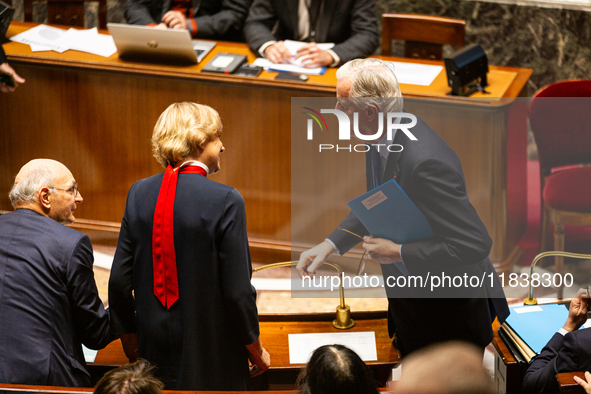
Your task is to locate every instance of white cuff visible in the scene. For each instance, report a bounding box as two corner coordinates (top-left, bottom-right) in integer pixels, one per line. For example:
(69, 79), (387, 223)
(326, 49), (340, 67)
(258, 41), (277, 58)
(558, 328), (569, 336)
(324, 238), (340, 255)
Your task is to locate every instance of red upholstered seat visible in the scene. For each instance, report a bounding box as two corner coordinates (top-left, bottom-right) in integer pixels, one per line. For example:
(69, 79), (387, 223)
(529, 79), (591, 298)
(529, 80), (591, 298)
(543, 167), (591, 212)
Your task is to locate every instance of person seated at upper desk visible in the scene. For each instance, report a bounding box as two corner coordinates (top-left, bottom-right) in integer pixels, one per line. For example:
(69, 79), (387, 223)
(0, 46), (25, 93)
(522, 295), (591, 394)
(243, 0), (379, 68)
(125, 0), (251, 42)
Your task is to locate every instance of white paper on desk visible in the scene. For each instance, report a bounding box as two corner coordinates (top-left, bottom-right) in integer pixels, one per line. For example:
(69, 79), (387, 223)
(387, 61), (443, 86)
(10, 24), (68, 53)
(283, 39), (334, 67)
(252, 58), (326, 75)
(288, 331), (377, 364)
(29, 43), (56, 52)
(54, 28), (117, 57)
(82, 345), (98, 363)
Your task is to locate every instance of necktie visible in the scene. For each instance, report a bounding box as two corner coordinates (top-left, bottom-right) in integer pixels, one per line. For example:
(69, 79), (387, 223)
(152, 164), (207, 309)
(371, 147), (384, 189)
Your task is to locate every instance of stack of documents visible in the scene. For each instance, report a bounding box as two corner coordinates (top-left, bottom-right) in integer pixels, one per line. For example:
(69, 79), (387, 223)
(10, 24), (117, 57)
(252, 39), (333, 75)
(499, 304), (583, 363)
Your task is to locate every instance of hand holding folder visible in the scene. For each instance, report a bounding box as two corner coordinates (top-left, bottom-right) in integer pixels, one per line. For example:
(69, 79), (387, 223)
(347, 180), (434, 244)
(346, 180), (435, 275)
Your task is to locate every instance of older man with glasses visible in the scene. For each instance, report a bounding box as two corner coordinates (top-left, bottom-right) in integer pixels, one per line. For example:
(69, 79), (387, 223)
(0, 158), (113, 387)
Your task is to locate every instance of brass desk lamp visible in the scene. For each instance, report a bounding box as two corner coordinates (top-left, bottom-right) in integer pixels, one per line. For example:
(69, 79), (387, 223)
(253, 261), (355, 329)
(523, 251), (591, 305)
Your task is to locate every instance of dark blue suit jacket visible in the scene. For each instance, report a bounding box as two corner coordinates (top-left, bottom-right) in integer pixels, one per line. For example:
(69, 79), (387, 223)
(0, 209), (112, 386)
(125, 0), (250, 42)
(327, 115), (509, 355)
(244, 0), (379, 65)
(523, 329), (591, 394)
(109, 171), (260, 390)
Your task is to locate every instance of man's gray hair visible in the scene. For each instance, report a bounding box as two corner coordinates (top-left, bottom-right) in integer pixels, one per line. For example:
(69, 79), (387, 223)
(336, 58), (403, 113)
(8, 167), (55, 208)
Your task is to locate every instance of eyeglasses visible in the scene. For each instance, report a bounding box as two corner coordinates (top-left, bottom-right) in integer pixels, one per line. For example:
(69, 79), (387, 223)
(337, 227), (371, 276)
(49, 183), (79, 196)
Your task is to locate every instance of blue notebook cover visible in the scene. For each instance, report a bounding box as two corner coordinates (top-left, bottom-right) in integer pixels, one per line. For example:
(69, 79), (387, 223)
(505, 304), (570, 354)
(346, 180), (435, 244)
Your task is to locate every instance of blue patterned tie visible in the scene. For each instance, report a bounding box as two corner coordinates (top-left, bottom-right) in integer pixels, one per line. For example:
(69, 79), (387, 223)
(371, 147), (384, 189)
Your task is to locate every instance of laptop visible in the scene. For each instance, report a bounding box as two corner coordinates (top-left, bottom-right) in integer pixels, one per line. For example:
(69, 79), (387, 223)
(107, 23), (215, 64)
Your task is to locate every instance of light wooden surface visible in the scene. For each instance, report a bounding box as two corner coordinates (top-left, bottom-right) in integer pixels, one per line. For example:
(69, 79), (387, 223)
(0, 22), (533, 269)
(93, 312), (397, 368)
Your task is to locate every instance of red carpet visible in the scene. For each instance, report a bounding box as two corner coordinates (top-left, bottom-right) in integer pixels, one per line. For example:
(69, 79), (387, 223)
(518, 160), (591, 266)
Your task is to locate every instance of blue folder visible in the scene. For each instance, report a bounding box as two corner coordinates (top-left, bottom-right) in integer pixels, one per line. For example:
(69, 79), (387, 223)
(505, 304), (570, 354)
(347, 180), (435, 244)
(347, 180), (435, 276)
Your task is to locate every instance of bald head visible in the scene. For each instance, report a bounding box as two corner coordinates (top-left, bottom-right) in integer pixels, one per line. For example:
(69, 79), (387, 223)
(14, 159), (70, 185)
(396, 341), (494, 394)
(9, 159), (82, 224)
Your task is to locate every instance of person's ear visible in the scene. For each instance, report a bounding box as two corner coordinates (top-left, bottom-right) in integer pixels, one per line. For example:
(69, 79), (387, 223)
(366, 105), (378, 122)
(39, 187), (52, 209)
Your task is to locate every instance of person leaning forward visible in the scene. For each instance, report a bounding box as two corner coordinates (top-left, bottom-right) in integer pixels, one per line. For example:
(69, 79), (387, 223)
(0, 159), (112, 386)
(296, 59), (509, 357)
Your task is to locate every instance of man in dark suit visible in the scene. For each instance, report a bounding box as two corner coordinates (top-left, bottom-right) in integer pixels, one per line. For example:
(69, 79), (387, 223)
(522, 296), (591, 394)
(244, 0), (379, 68)
(126, 0), (250, 42)
(0, 159), (112, 386)
(297, 58), (509, 356)
(1, 46), (25, 92)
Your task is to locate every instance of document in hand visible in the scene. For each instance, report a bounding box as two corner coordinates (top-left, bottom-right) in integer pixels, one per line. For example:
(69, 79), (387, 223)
(347, 179), (435, 244)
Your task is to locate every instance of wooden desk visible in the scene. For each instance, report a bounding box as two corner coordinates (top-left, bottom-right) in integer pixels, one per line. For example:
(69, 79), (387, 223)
(0, 22), (532, 270)
(0, 383), (394, 393)
(491, 309), (580, 394)
(0, 382), (293, 393)
(491, 319), (530, 394)
(557, 372), (586, 394)
(90, 311), (397, 388)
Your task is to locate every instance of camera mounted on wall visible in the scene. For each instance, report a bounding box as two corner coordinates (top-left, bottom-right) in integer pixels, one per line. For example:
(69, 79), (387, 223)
(444, 44), (489, 96)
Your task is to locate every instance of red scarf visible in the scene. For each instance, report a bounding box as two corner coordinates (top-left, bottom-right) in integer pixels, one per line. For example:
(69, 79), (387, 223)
(152, 164), (207, 309)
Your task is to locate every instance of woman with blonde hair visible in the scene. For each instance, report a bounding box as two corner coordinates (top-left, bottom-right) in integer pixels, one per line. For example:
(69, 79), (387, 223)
(109, 102), (270, 391)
